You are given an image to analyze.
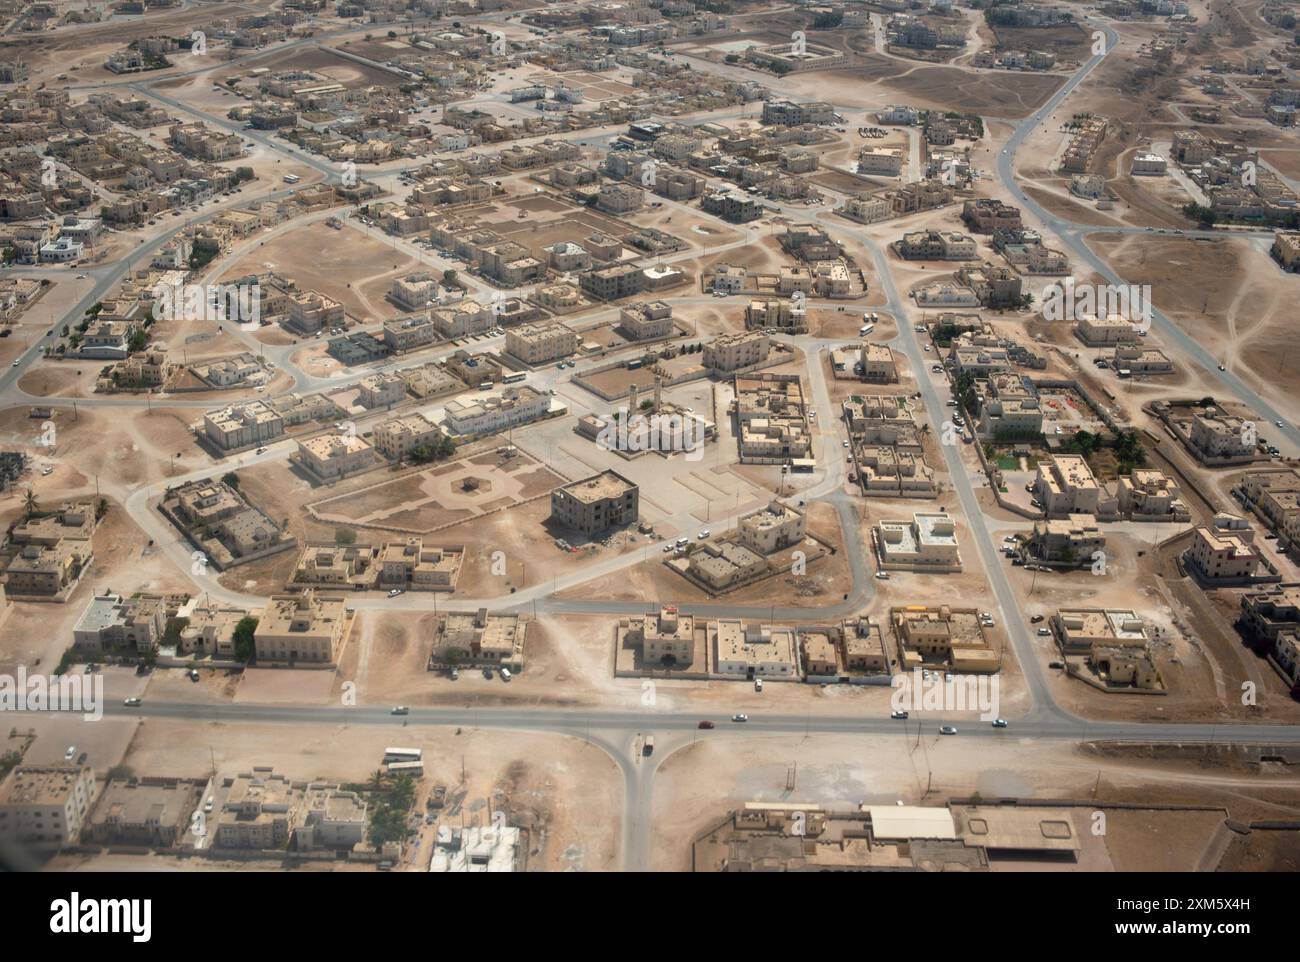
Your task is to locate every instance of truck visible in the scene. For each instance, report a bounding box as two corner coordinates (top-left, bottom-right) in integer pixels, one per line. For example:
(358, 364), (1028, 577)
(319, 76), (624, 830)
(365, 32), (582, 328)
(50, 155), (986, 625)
(642, 735), (655, 756)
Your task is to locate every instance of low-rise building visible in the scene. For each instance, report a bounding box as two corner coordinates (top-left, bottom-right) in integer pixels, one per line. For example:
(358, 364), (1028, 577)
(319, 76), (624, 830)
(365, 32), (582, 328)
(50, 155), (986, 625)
(1029, 514), (1105, 565)
(254, 590), (348, 664)
(86, 777), (204, 848)
(876, 512), (961, 571)
(72, 592), (166, 654)
(624, 606), (695, 668)
(711, 618), (797, 679)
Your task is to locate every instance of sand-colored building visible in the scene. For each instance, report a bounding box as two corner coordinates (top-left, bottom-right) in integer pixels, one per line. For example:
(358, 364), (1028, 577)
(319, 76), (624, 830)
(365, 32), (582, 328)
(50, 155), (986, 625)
(254, 590), (348, 664)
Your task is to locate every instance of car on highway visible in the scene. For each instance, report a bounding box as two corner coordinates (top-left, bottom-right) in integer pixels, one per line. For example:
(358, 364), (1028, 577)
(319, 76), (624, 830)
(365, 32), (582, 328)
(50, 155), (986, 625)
(65, 745), (77, 760)
(11, 360), (18, 367)
(938, 725), (958, 735)
(890, 710), (909, 720)
(697, 720), (715, 729)
(391, 706), (410, 715)
(1218, 364), (1226, 371)
(123, 697), (142, 707)
(992, 719), (1009, 728)
(731, 713), (748, 723)
(1276, 420), (1285, 428)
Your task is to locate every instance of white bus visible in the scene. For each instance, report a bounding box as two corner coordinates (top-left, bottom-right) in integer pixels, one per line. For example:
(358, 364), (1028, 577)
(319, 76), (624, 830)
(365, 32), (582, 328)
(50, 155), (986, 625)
(387, 760), (424, 778)
(501, 371), (527, 384)
(383, 747), (422, 764)
(282, 173), (300, 184)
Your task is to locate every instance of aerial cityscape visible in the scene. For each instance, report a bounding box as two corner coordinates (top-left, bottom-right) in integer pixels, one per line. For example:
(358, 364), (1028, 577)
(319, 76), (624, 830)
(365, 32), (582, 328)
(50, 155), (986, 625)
(0, 0), (1297, 886)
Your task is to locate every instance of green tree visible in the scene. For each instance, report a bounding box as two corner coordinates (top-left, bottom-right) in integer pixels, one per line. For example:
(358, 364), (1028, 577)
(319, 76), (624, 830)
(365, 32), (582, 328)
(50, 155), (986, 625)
(335, 527), (357, 545)
(232, 616), (258, 662)
(222, 472), (240, 489)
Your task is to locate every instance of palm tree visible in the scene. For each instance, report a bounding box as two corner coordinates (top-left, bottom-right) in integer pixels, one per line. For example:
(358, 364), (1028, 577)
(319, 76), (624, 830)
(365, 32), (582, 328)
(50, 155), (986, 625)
(22, 488), (38, 519)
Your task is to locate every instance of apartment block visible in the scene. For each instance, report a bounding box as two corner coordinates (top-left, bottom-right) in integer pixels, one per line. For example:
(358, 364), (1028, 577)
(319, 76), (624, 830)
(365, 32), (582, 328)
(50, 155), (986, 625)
(0, 766), (97, 851)
(505, 322), (578, 365)
(703, 331), (771, 372)
(1186, 525), (1261, 582)
(372, 413), (443, 461)
(550, 470), (639, 535)
(295, 434), (375, 481)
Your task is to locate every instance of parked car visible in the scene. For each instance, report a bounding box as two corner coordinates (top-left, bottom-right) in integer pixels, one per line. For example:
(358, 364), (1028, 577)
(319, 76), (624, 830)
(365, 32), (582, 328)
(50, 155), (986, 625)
(1030, 614), (1044, 623)
(64, 745), (76, 760)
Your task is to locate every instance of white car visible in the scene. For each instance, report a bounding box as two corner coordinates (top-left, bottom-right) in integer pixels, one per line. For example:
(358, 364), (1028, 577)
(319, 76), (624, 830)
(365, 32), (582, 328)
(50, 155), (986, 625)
(123, 697), (142, 707)
(64, 745), (76, 760)
(939, 726), (958, 735)
(390, 706), (409, 715)
(697, 529), (710, 540)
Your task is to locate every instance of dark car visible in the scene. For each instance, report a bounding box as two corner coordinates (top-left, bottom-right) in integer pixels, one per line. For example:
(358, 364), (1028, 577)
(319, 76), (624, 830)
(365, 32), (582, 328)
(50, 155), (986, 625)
(697, 720), (715, 729)
(1030, 615), (1045, 624)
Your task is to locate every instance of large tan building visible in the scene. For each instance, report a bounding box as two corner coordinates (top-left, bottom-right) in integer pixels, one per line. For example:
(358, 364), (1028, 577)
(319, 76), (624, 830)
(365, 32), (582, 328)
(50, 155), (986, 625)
(372, 413), (443, 461)
(254, 590), (349, 664)
(703, 331), (771, 372)
(550, 471), (639, 535)
(295, 434), (375, 481)
(1186, 526), (1261, 582)
(737, 501), (806, 555)
(505, 322), (578, 365)
(625, 606), (696, 668)
(378, 538), (462, 590)
(0, 765), (97, 851)
(876, 513), (961, 571)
